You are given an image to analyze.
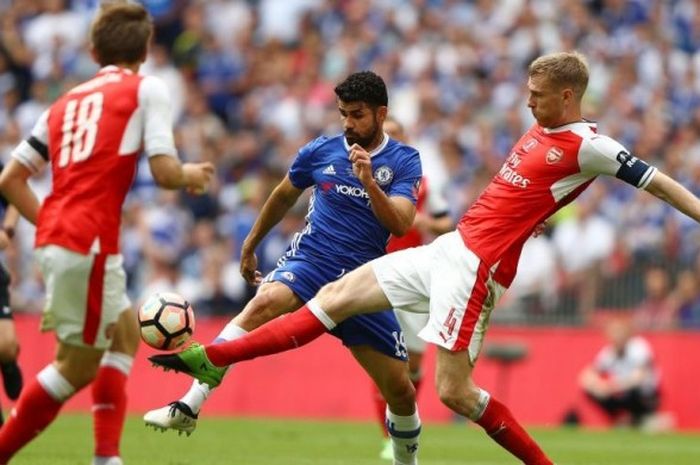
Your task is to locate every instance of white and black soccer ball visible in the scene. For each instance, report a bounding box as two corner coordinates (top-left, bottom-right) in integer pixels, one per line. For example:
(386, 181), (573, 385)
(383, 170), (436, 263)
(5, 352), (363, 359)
(138, 292), (195, 351)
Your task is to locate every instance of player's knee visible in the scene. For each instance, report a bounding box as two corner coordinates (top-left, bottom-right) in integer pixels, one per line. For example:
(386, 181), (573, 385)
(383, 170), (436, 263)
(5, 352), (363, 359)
(437, 384), (461, 412)
(242, 292), (286, 326)
(111, 315), (140, 356)
(315, 280), (347, 315)
(383, 376), (416, 408)
(437, 381), (479, 414)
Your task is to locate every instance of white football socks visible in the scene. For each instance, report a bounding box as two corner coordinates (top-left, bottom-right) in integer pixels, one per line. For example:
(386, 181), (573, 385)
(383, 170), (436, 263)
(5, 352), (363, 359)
(386, 406), (421, 465)
(37, 364), (75, 402)
(179, 322), (248, 413)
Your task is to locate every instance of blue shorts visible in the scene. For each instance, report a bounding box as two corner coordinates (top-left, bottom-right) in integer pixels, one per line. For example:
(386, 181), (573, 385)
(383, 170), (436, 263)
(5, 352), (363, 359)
(264, 255), (407, 361)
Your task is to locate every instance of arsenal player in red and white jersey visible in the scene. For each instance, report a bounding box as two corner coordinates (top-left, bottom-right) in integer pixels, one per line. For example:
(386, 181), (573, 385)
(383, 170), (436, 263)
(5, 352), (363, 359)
(151, 52), (700, 464)
(0, 4), (213, 465)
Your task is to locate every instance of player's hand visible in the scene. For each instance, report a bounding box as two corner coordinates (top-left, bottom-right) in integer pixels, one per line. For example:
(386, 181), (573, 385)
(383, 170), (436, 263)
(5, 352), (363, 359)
(532, 220), (548, 237)
(349, 144), (374, 186)
(183, 162), (215, 195)
(240, 249), (263, 285)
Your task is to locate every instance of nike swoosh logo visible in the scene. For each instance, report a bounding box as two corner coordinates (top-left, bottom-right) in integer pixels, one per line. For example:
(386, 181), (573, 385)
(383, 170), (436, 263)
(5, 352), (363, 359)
(491, 422), (507, 436)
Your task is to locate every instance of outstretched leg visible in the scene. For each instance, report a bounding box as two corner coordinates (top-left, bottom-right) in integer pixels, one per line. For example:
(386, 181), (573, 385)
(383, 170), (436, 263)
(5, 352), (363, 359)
(435, 348), (554, 465)
(145, 282), (303, 433)
(150, 263), (392, 380)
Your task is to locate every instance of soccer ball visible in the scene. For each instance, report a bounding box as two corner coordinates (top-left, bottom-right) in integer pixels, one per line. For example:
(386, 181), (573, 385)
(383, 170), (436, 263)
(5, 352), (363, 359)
(138, 292), (195, 350)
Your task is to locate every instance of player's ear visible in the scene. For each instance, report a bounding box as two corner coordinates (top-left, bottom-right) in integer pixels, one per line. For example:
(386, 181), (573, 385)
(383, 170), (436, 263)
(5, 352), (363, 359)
(562, 87), (574, 103)
(377, 105), (388, 122)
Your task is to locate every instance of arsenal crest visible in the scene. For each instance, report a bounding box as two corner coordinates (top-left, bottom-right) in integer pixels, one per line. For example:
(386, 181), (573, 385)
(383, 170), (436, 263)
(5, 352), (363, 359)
(546, 146), (563, 164)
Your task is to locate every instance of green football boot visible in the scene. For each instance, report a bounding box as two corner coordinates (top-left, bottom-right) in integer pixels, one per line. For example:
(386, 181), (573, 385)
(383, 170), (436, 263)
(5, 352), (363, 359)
(149, 343), (226, 388)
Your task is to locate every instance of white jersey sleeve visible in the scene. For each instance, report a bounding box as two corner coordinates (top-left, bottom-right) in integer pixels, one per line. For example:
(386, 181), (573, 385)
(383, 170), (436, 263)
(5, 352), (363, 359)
(139, 75), (177, 158)
(426, 177), (450, 217)
(12, 109), (49, 174)
(579, 134), (657, 189)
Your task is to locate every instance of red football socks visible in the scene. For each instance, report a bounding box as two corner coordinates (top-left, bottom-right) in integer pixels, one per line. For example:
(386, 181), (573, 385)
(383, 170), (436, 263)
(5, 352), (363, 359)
(92, 365), (128, 457)
(476, 397), (553, 465)
(0, 378), (64, 463)
(205, 306), (329, 367)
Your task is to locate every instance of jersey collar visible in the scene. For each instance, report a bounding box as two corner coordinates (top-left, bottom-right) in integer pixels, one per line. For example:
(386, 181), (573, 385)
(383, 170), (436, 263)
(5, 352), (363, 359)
(97, 65), (134, 75)
(343, 133), (389, 158)
(542, 120), (597, 134)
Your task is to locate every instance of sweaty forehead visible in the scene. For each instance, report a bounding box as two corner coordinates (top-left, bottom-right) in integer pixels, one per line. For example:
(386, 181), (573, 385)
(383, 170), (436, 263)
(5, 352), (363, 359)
(338, 100), (370, 112)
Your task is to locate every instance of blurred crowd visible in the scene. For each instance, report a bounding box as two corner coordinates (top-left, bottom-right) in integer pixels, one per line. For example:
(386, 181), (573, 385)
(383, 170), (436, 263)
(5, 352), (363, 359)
(1, 0), (700, 329)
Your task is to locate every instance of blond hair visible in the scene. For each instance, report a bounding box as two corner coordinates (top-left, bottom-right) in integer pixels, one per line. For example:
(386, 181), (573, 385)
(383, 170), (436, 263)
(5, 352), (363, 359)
(528, 51), (589, 99)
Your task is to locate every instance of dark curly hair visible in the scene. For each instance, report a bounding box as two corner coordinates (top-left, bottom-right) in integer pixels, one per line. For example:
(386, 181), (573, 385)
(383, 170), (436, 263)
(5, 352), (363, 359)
(334, 71), (388, 108)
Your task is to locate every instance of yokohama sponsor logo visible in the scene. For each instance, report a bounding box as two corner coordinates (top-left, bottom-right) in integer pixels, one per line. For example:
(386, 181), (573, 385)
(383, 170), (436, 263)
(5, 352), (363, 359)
(498, 164), (531, 188)
(335, 184), (369, 199)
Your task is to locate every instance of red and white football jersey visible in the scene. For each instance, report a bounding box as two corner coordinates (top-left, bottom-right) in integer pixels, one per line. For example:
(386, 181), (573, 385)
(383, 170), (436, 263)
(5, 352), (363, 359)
(12, 66), (177, 254)
(457, 121), (657, 286)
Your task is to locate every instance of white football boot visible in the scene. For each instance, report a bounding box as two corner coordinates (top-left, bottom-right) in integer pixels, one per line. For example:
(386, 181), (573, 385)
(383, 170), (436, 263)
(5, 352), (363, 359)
(144, 401), (198, 436)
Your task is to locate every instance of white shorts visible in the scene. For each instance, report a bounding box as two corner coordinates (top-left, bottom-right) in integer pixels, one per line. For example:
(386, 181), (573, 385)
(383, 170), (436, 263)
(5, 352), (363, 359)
(36, 245), (131, 349)
(394, 309), (429, 353)
(371, 231), (506, 363)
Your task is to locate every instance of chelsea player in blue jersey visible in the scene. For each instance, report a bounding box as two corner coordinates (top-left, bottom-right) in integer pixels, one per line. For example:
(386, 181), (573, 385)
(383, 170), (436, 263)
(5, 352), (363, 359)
(145, 71), (423, 465)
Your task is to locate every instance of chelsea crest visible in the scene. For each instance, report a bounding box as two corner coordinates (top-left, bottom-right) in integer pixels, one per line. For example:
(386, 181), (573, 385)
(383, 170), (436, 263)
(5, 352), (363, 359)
(374, 165), (394, 186)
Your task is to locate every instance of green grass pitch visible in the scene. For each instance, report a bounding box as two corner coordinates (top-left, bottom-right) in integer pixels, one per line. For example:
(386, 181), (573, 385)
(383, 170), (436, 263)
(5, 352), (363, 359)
(7, 414), (700, 464)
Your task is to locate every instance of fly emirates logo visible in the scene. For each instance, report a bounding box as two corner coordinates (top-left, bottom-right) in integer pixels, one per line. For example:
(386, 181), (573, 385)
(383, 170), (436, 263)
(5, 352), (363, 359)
(498, 152), (531, 188)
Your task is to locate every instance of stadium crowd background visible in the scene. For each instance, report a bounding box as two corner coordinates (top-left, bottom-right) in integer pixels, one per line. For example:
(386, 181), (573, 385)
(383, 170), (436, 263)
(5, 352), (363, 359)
(1, 0), (700, 329)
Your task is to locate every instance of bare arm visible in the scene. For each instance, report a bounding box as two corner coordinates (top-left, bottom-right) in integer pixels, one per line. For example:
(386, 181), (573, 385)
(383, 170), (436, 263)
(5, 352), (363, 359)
(645, 171), (700, 222)
(240, 175), (304, 284)
(365, 183), (416, 237)
(0, 159), (40, 225)
(147, 154), (214, 192)
(349, 143), (416, 236)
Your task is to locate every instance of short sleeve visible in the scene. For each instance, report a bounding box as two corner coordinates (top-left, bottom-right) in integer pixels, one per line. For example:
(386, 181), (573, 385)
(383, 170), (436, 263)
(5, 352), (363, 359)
(12, 109), (49, 173)
(139, 75), (177, 158)
(579, 135), (657, 188)
(425, 177), (450, 217)
(386, 147), (422, 204)
(288, 138), (323, 189)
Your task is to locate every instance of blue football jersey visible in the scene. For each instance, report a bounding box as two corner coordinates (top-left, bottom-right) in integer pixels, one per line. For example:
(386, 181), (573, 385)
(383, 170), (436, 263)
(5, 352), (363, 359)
(286, 134), (422, 269)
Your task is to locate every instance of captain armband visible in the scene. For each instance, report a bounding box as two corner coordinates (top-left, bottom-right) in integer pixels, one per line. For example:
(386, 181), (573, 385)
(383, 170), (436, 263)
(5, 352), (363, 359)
(615, 151), (655, 188)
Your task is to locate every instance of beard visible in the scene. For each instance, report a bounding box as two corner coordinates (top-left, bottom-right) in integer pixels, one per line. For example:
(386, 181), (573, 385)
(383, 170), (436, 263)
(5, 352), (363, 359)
(345, 121), (380, 149)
